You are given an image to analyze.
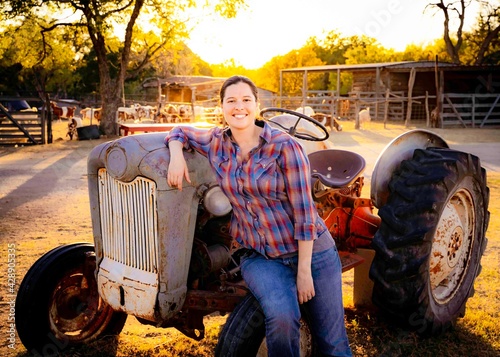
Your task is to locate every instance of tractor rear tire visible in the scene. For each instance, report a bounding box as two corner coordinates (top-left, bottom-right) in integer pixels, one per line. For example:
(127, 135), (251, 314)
(369, 147), (489, 335)
(15, 243), (127, 354)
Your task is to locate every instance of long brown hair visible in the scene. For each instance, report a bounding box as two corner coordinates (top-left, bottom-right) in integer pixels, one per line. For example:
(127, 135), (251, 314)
(219, 75), (259, 103)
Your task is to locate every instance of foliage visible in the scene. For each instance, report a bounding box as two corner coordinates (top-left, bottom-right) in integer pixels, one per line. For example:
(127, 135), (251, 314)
(254, 42), (324, 94)
(462, 1), (500, 64)
(0, 0), (247, 135)
(425, 0), (500, 65)
(0, 16), (88, 97)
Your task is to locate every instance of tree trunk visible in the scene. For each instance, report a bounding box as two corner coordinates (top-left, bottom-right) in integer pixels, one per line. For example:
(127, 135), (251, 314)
(99, 76), (123, 136)
(82, 0), (145, 137)
(435, 0), (465, 64)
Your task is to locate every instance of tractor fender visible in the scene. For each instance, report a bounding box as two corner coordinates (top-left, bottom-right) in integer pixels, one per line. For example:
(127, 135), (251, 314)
(370, 129), (448, 208)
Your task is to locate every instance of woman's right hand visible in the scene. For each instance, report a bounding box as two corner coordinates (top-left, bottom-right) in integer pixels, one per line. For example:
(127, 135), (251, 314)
(167, 156), (191, 190)
(167, 141), (191, 190)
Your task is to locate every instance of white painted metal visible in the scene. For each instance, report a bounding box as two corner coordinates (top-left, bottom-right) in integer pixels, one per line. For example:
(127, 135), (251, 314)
(96, 169), (160, 319)
(98, 169), (158, 273)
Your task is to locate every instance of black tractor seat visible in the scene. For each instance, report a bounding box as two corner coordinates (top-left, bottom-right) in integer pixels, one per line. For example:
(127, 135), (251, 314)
(308, 149), (366, 188)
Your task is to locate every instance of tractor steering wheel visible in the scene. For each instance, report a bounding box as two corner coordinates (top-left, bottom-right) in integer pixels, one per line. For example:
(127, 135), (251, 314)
(259, 107), (329, 142)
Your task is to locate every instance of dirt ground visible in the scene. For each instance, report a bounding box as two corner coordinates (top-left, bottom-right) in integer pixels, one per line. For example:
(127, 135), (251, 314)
(0, 118), (499, 356)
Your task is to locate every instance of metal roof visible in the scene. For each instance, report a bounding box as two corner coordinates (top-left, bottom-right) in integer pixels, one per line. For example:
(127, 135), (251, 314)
(142, 75), (226, 88)
(279, 61), (489, 73)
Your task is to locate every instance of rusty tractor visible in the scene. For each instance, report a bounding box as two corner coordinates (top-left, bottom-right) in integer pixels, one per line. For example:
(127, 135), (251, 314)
(15, 108), (489, 356)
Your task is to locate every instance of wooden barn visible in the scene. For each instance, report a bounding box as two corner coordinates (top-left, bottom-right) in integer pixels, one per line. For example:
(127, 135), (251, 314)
(142, 75), (276, 111)
(142, 75), (226, 107)
(279, 61), (499, 128)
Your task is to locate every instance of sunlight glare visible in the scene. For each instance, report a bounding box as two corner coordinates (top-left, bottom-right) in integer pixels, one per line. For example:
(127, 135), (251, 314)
(185, 0), (480, 69)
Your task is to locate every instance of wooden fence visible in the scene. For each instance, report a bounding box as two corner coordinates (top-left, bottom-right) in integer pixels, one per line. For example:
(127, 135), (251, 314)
(441, 93), (500, 128)
(0, 96), (50, 146)
(277, 90), (500, 129)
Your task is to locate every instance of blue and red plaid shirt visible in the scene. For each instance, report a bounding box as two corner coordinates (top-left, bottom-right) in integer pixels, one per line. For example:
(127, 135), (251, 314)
(165, 120), (327, 258)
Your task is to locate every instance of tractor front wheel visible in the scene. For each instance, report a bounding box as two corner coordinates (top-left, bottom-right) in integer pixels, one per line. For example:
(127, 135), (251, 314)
(15, 243), (127, 354)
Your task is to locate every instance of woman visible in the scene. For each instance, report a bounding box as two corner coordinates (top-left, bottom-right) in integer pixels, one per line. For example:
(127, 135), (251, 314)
(165, 75), (352, 357)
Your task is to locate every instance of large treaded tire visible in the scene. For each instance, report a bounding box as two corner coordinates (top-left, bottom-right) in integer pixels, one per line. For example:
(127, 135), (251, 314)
(369, 147), (489, 335)
(215, 293), (315, 357)
(15, 243), (127, 355)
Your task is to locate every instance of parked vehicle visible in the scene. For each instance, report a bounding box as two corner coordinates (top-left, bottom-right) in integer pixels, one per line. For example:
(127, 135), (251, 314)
(15, 109), (489, 356)
(0, 98), (32, 112)
(0, 98), (34, 122)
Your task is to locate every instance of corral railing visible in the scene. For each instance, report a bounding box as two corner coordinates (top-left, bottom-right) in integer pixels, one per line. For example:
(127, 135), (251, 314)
(0, 96), (51, 145)
(277, 91), (500, 128)
(277, 90), (406, 123)
(441, 93), (500, 128)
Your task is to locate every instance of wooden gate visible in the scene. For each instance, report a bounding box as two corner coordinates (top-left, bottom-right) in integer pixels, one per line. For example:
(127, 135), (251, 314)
(0, 96), (50, 145)
(441, 93), (500, 128)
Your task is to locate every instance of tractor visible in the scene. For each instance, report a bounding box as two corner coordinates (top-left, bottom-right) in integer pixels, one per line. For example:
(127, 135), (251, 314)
(15, 108), (489, 356)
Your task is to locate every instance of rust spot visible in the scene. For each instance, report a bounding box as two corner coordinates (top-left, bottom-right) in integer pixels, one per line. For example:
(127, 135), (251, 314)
(430, 262), (442, 274)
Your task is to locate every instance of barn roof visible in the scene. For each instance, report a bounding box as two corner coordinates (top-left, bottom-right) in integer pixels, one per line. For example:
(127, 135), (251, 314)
(142, 75), (226, 89)
(281, 61), (498, 73)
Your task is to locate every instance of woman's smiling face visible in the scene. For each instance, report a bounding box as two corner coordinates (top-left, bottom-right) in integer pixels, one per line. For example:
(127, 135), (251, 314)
(221, 81), (259, 130)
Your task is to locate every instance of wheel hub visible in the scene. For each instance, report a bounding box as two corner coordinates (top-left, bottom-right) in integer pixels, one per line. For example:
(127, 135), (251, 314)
(430, 189), (474, 303)
(447, 226), (464, 267)
(50, 274), (98, 334)
(48, 270), (112, 343)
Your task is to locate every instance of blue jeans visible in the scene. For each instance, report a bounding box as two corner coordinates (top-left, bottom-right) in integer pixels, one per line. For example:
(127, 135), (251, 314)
(240, 246), (352, 357)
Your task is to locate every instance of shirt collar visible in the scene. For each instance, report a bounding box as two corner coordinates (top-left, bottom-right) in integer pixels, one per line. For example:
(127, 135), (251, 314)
(223, 119), (271, 143)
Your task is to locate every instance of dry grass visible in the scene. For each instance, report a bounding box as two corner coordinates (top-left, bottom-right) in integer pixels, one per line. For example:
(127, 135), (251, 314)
(5, 120), (500, 357)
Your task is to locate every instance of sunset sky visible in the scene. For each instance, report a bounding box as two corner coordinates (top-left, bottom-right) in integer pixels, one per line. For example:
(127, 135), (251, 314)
(185, 0), (481, 69)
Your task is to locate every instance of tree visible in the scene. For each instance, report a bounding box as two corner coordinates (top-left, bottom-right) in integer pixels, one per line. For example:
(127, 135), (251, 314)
(1, 0), (245, 135)
(426, 0), (467, 63)
(0, 17), (84, 98)
(401, 40), (450, 62)
(426, 0), (500, 64)
(466, 1), (500, 64)
(257, 42), (324, 94)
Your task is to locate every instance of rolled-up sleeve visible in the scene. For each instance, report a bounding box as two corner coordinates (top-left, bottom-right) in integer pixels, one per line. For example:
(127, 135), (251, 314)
(279, 139), (317, 242)
(165, 126), (219, 157)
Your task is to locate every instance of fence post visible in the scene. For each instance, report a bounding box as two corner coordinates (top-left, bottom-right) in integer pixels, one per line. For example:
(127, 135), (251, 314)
(425, 91), (430, 127)
(355, 100), (360, 130)
(384, 89), (389, 128)
(45, 94), (52, 144)
(405, 67), (416, 127)
(472, 94), (476, 128)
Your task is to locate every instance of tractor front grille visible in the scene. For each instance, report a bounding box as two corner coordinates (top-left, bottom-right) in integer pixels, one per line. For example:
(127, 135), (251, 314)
(98, 169), (159, 273)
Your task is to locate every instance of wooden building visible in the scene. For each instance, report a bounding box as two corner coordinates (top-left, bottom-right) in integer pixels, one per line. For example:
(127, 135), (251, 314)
(142, 75), (276, 112)
(142, 75), (226, 108)
(279, 61), (499, 128)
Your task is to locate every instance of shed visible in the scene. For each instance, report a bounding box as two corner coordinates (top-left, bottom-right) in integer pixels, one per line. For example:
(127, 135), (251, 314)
(142, 76), (226, 108)
(279, 61), (499, 128)
(142, 75), (276, 109)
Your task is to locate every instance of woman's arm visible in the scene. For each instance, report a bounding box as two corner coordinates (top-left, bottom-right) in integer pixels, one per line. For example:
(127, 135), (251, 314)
(165, 126), (218, 190)
(297, 240), (315, 304)
(167, 140), (191, 191)
(278, 138), (318, 303)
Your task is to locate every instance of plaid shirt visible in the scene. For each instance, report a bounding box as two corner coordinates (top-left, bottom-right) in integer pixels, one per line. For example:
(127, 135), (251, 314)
(165, 120), (326, 258)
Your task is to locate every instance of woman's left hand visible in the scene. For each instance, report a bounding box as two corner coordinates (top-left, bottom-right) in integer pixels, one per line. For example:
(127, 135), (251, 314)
(297, 268), (315, 304)
(297, 240), (315, 304)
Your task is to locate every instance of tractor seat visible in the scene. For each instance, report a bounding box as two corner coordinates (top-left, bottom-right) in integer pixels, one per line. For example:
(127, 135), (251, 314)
(308, 149), (366, 188)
